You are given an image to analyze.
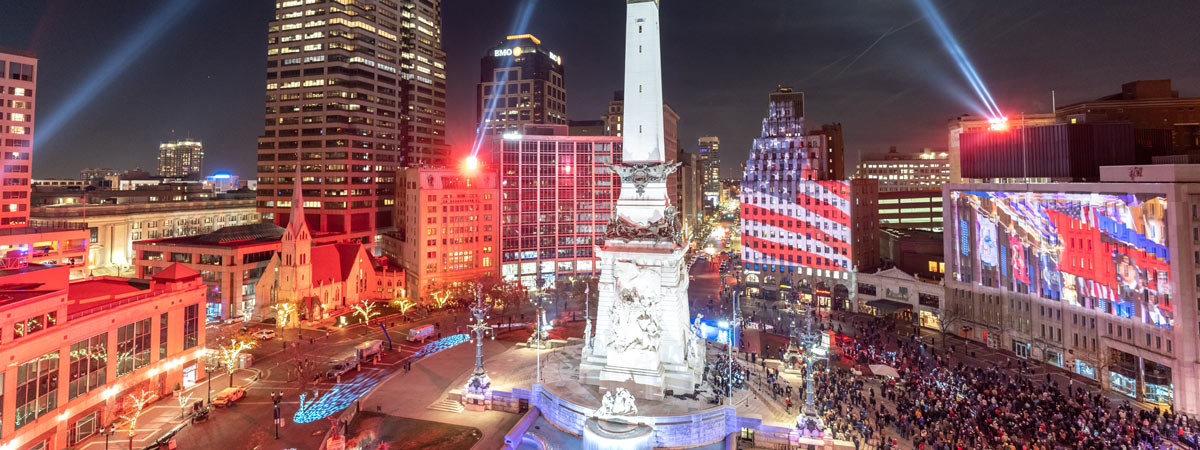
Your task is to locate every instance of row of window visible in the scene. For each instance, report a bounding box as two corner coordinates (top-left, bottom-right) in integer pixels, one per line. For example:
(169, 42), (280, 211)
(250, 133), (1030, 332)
(12, 305), (199, 431)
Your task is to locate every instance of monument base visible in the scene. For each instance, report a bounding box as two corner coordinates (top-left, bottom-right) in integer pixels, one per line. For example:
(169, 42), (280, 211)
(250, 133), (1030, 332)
(582, 417), (654, 450)
(583, 236), (702, 401)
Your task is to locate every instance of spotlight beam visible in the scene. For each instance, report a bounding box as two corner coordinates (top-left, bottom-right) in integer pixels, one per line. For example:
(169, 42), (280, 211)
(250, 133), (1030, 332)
(469, 0), (541, 158)
(36, 0), (200, 150)
(913, 0), (1003, 119)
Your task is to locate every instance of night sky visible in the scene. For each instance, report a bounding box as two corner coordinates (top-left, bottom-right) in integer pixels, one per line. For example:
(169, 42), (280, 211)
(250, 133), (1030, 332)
(2, 0), (1197, 179)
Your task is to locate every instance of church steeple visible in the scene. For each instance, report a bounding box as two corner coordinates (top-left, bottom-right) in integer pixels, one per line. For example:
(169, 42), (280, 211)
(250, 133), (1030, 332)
(279, 166), (313, 303)
(285, 167), (308, 238)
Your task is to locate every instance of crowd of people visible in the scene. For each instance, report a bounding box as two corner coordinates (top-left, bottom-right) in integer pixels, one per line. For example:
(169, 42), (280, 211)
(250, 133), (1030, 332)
(789, 315), (1200, 449)
(705, 350), (749, 402)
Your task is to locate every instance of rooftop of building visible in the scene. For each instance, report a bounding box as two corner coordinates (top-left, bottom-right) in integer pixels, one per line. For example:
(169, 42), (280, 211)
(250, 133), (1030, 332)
(138, 222), (285, 248)
(1100, 164), (1200, 183)
(0, 47), (37, 58)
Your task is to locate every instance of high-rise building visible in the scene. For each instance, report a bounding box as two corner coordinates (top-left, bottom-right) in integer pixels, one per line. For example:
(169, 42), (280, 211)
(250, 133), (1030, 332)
(697, 136), (720, 208)
(677, 149), (703, 237)
(945, 164), (1200, 413)
(382, 166), (499, 302)
(256, 0), (449, 241)
(158, 139), (204, 178)
(477, 34), (566, 136)
(493, 134), (622, 288)
(855, 147), (951, 192)
(0, 50), (91, 279)
(740, 87), (879, 307)
(806, 123), (844, 180)
(0, 50), (36, 228)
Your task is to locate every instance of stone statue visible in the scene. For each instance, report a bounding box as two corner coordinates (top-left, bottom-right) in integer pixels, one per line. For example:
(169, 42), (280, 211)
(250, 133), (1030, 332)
(584, 318), (593, 351)
(597, 388), (638, 417)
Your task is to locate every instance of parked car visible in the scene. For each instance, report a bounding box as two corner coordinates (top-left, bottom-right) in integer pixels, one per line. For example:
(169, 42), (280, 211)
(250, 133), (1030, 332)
(325, 357), (357, 380)
(253, 329), (277, 341)
(212, 386), (246, 407)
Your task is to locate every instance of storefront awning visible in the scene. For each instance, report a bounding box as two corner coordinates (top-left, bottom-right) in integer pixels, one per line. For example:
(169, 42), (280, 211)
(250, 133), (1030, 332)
(866, 299), (912, 314)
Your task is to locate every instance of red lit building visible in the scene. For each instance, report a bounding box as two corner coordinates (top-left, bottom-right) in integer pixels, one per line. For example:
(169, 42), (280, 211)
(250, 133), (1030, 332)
(493, 134), (623, 288)
(0, 262), (206, 449)
(740, 87), (878, 307)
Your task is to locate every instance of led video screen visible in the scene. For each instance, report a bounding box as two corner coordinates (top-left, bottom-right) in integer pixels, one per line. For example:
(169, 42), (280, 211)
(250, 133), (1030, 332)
(951, 190), (1172, 329)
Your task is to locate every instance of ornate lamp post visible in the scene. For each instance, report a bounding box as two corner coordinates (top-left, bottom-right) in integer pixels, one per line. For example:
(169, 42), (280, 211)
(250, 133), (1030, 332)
(463, 283), (495, 410)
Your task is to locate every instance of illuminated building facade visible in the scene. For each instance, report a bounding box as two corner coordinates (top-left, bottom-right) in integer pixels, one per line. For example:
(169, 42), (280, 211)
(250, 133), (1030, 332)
(0, 262), (206, 450)
(477, 35), (566, 136)
(0, 50), (36, 229)
(493, 135), (623, 289)
(31, 196), (259, 277)
(157, 140), (203, 178)
(382, 167), (498, 302)
(740, 87), (878, 307)
(855, 147), (950, 192)
(256, 0), (449, 242)
(944, 164), (1200, 413)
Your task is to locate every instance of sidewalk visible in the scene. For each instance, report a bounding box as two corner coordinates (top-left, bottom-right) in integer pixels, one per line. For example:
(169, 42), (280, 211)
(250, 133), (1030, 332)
(76, 367), (260, 450)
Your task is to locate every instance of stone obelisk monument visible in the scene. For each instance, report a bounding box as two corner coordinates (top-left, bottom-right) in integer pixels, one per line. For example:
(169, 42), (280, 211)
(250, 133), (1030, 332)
(579, 0), (703, 400)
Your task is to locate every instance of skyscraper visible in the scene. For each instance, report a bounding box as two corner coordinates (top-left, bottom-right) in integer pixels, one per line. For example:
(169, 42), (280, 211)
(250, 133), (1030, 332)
(740, 87), (878, 307)
(476, 34), (566, 136)
(158, 139), (204, 178)
(697, 136), (720, 208)
(256, 0), (448, 241)
(0, 50), (35, 228)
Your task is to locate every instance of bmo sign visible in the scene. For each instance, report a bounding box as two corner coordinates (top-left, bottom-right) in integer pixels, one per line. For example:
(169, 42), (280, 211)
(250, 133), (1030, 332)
(493, 46), (524, 58)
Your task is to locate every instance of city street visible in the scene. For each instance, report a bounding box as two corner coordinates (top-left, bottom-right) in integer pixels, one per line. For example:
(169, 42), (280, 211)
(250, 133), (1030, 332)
(74, 307), (498, 450)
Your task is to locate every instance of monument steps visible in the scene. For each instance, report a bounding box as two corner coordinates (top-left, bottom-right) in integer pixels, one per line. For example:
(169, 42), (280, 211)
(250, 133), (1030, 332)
(426, 398), (465, 413)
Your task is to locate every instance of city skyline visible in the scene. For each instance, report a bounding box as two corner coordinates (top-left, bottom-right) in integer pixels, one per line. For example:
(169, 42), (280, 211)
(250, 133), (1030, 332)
(1, 0), (1196, 179)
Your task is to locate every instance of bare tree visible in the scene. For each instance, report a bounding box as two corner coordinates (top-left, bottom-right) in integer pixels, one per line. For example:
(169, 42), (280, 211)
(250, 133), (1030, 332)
(287, 341), (320, 392)
(935, 301), (968, 349)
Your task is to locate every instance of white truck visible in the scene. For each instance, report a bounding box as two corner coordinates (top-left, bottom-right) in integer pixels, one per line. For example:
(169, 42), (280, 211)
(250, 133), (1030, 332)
(407, 324), (435, 343)
(356, 340), (383, 363)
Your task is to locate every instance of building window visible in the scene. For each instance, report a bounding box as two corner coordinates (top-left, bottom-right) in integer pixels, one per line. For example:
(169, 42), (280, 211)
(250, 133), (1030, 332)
(14, 350), (59, 430)
(184, 304), (199, 350)
(69, 333), (107, 400)
(13, 312), (56, 340)
(116, 318), (152, 377)
(160, 312), (169, 360)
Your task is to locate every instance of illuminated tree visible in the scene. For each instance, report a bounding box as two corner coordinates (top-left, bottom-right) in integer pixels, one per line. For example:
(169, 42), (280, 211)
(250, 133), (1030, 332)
(176, 390), (192, 419)
(392, 298), (416, 318)
(219, 337), (258, 388)
(120, 388), (157, 448)
(352, 299), (380, 325)
(275, 302), (297, 328)
(432, 291), (452, 309)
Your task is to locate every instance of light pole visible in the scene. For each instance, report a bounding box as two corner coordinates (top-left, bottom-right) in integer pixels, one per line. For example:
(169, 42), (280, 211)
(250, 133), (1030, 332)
(104, 423), (116, 449)
(464, 283), (495, 404)
(271, 391), (282, 439)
